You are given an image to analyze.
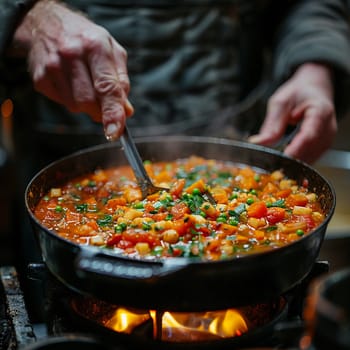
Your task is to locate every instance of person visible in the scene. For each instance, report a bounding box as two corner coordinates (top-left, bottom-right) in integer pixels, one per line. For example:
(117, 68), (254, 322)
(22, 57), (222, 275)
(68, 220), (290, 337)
(1, 0), (350, 163)
(1, 0), (350, 321)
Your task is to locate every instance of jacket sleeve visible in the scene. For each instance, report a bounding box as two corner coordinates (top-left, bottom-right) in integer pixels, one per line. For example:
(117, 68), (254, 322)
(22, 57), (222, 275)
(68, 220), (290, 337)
(0, 0), (40, 56)
(271, 0), (350, 116)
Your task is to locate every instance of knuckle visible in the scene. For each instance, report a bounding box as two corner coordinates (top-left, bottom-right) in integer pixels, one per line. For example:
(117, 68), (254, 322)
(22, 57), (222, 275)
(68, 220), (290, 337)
(116, 44), (128, 61)
(118, 74), (130, 93)
(84, 26), (110, 51)
(43, 54), (61, 72)
(94, 75), (123, 97)
(268, 94), (289, 109)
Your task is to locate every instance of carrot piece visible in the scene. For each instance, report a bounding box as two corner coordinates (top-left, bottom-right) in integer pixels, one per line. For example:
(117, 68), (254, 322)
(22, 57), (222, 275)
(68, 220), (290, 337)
(247, 201), (267, 218)
(185, 179), (206, 194)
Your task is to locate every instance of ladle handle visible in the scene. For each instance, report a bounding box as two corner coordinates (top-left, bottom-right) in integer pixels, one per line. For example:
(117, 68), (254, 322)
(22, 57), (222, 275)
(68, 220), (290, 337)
(119, 125), (153, 186)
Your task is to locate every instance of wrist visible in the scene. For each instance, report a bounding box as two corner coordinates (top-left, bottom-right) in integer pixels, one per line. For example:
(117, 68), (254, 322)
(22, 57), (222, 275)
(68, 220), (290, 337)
(294, 62), (334, 98)
(294, 62), (333, 83)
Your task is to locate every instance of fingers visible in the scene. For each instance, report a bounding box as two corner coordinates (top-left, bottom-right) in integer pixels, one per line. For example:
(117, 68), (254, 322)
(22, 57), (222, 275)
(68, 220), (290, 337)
(87, 36), (132, 140)
(247, 72), (336, 164)
(29, 40), (77, 109)
(248, 91), (293, 145)
(70, 58), (101, 121)
(284, 106), (337, 164)
(28, 17), (133, 137)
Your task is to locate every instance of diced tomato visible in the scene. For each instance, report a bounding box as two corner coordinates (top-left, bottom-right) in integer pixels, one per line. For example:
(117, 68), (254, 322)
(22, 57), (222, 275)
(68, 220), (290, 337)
(86, 219), (99, 231)
(170, 179), (186, 198)
(301, 215), (316, 230)
(122, 230), (160, 248)
(106, 233), (122, 246)
(148, 212), (169, 221)
(275, 189), (292, 198)
(106, 197), (127, 210)
(238, 167), (258, 190)
(206, 239), (221, 253)
(96, 188), (110, 199)
(266, 207), (286, 224)
(286, 194), (308, 207)
(171, 248), (184, 257)
(146, 192), (161, 202)
(117, 240), (134, 249)
(261, 182), (278, 196)
(172, 218), (191, 236)
(247, 201), (267, 218)
(211, 187), (228, 204)
(171, 202), (190, 219)
(194, 225), (211, 236)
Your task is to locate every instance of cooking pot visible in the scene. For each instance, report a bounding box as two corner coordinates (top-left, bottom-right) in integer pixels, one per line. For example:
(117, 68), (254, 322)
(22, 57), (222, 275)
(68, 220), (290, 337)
(25, 136), (335, 311)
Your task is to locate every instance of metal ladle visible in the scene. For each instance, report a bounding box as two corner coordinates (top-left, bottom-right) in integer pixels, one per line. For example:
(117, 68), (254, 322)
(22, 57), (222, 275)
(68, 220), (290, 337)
(119, 124), (168, 199)
(109, 124), (216, 204)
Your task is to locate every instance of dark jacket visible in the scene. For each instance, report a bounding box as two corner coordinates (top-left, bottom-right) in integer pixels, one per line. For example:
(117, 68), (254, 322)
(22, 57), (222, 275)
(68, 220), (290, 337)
(1, 0), (350, 156)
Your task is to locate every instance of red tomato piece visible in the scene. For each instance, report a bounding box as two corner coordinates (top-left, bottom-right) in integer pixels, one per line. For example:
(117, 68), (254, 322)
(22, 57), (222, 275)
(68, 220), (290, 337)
(172, 219), (191, 236)
(122, 230), (160, 248)
(170, 179), (186, 197)
(266, 207), (286, 224)
(247, 201), (267, 218)
(171, 202), (190, 219)
(106, 233), (122, 246)
(275, 189), (292, 198)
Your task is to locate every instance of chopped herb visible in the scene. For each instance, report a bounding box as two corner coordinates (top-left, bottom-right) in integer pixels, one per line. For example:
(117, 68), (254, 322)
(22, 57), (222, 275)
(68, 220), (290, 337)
(75, 203), (88, 213)
(229, 204), (246, 217)
(97, 214), (113, 227)
(267, 199), (286, 208)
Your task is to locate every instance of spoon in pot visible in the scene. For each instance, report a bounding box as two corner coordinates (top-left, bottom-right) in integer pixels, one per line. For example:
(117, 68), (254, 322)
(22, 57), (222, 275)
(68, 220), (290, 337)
(119, 126), (216, 204)
(106, 123), (216, 204)
(118, 124), (169, 199)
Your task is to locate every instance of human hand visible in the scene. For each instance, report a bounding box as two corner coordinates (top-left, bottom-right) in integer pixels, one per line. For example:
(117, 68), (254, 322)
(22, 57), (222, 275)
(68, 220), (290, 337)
(248, 63), (336, 164)
(12, 0), (133, 140)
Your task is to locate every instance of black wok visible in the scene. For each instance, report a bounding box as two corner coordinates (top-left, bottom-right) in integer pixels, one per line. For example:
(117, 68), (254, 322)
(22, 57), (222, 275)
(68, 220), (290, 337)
(25, 136), (335, 311)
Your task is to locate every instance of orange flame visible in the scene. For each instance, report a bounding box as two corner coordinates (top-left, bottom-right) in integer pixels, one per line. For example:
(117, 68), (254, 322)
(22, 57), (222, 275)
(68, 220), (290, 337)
(104, 307), (150, 334)
(104, 307), (248, 342)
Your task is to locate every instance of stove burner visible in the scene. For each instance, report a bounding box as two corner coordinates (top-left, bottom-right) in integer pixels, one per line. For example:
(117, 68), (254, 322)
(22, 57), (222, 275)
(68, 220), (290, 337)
(69, 295), (288, 344)
(0, 261), (333, 350)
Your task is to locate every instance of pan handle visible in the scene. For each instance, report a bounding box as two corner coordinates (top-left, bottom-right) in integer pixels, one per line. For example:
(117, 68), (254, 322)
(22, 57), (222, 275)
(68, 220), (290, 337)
(75, 247), (188, 280)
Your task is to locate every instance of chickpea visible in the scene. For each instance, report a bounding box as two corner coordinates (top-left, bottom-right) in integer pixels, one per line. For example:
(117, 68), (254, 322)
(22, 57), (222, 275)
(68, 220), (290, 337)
(162, 229), (179, 244)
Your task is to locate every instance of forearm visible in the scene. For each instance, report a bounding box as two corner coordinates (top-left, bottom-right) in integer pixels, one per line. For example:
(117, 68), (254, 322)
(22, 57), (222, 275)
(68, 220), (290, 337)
(271, 0), (350, 118)
(272, 0), (350, 81)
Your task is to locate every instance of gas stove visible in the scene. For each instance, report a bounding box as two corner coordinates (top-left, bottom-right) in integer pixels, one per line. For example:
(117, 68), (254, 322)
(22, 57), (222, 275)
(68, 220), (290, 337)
(1, 260), (333, 350)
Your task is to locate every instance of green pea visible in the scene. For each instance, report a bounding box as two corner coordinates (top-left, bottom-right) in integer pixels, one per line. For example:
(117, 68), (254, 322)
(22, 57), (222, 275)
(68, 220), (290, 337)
(246, 198), (254, 205)
(296, 229), (305, 236)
